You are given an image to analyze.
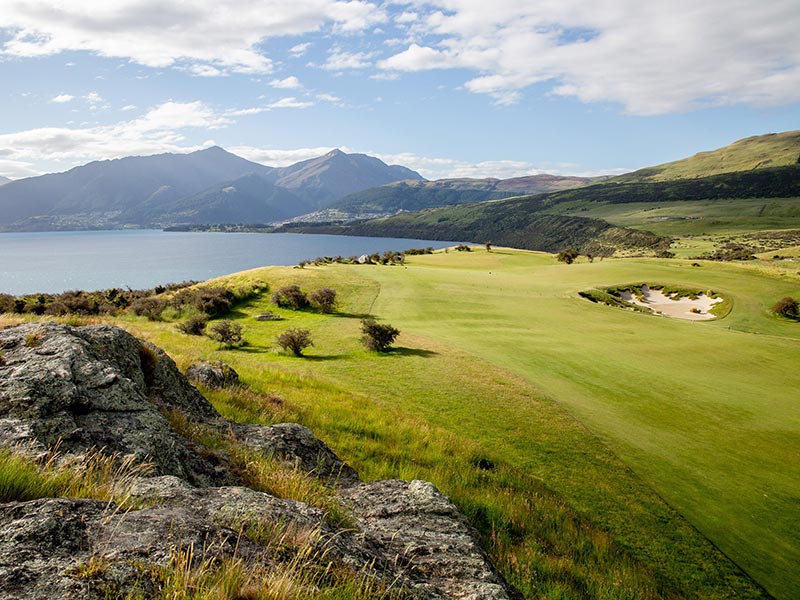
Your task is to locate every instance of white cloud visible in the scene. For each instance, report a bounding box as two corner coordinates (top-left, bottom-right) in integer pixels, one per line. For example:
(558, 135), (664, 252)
(121, 104), (137, 111)
(289, 42), (312, 58)
(270, 76), (302, 89)
(321, 47), (376, 70)
(0, 101), (230, 176)
(316, 93), (342, 103)
(51, 94), (74, 103)
(0, 0), (386, 75)
(268, 97), (314, 109)
(83, 92), (103, 104)
(378, 0), (800, 114)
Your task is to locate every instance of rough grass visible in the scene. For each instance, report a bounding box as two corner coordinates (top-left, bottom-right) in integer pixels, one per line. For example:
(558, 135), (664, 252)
(0, 446), (153, 506)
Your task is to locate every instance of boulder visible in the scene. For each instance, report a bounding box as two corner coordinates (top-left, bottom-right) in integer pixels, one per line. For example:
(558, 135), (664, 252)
(185, 360), (240, 388)
(0, 322), (231, 486)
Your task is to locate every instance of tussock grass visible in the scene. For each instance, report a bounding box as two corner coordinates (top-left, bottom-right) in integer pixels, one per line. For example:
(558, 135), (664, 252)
(165, 409), (351, 527)
(0, 445), (153, 506)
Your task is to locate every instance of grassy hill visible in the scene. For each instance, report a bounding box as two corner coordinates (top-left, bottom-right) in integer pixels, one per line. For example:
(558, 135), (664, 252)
(616, 130), (800, 182)
(5, 248), (797, 598)
(282, 205), (671, 256)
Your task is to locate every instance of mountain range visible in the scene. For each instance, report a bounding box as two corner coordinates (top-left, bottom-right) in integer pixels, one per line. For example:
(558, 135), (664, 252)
(0, 176), (10, 186)
(280, 130), (800, 254)
(0, 147), (424, 231)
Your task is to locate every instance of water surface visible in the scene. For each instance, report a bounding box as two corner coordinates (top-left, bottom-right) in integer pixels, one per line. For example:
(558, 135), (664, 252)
(0, 230), (453, 295)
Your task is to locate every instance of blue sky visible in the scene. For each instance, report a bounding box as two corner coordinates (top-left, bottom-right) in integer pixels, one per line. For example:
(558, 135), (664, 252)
(1, 0), (799, 181)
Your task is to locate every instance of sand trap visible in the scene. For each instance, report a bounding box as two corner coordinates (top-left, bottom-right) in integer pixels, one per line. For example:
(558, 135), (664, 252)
(618, 285), (722, 321)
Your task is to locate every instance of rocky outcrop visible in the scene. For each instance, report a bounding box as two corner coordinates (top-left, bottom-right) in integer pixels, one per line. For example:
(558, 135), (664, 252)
(185, 360), (240, 389)
(0, 322), (519, 599)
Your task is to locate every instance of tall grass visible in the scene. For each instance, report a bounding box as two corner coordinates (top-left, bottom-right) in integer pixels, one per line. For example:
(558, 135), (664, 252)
(0, 445), (153, 506)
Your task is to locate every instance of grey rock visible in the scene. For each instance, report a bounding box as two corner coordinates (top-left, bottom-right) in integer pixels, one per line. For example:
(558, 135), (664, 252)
(231, 422), (360, 487)
(0, 322), (231, 486)
(185, 360), (240, 388)
(342, 479), (522, 600)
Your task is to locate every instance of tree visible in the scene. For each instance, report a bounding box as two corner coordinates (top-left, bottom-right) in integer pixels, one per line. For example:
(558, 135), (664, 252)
(360, 318), (400, 352)
(272, 285), (310, 310)
(208, 320), (244, 347)
(557, 248), (579, 264)
(773, 296), (799, 320)
(485, 241), (493, 252)
(309, 287), (337, 313)
(277, 328), (314, 356)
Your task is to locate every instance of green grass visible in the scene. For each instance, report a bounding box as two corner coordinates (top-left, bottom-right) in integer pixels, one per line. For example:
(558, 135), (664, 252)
(615, 130), (800, 182)
(546, 197), (800, 238)
(0, 446), (152, 506)
(9, 249), (796, 598)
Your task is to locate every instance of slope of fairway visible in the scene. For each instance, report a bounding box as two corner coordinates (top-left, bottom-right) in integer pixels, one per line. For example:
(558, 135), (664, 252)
(357, 250), (799, 599)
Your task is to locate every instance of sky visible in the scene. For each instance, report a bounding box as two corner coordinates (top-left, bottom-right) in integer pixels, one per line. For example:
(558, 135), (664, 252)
(0, 0), (799, 181)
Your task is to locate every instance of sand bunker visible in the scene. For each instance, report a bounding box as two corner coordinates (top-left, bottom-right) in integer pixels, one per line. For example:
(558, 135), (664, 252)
(618, 285), (722, 321)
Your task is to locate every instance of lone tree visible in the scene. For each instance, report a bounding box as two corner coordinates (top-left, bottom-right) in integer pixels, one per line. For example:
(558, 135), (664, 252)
(360, 318), (400, 352)
(485, 241), (493, 252)
(208, 320), (244, 347)
(277, 328), (314, 356)
(773, 296), (799, 320)
(272, 285), (310, 310)
(557, 248), (580, 264)
(309, 287), (337, 313)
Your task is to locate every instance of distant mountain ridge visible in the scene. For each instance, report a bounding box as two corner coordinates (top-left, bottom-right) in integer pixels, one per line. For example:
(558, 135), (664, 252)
(324, 174), (598, 218)
(0, 147), (423, 231)
(0, 176), (10, 186)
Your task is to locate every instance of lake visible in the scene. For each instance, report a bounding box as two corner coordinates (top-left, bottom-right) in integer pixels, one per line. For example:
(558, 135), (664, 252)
(0, 230), (455, 295)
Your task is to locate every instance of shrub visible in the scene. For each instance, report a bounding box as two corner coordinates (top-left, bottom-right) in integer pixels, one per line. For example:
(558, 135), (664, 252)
(454, 244), (472, 252)
(360, 319), (400, 352)
(309, 288), (337, 313)
(208, 320), (244, 347)
(277, 328), (314, 356)
(557, 248), (579, 264)
(773, 296), (799, 320)
(176, 315), (207, 335)
(0, 294), (15, 314)
(130, 297), (167, 320)
(181, 286), (234, 317)
(272, 285), (309, 310)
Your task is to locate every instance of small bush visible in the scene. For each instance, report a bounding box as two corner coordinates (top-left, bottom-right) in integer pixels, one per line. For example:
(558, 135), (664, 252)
(557, 248), (579, 264)
(276, 328), (314, 356)
(130, 297), (167, 320)
(773, 296), (799, 320)
(176, 315), (207, 335)
(272, 285), (309, 310)
(208, 320), (244, 347)
(454, 244), (472, 252)
(309, 287), (337, 313)
(360, 319), (400, 352)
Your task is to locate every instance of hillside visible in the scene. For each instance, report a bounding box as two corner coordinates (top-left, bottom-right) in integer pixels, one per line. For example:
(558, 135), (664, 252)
(327, 174), (595, 216)
(282, 200), (669, 255)
(616, 130), (800, 182)
(150, 173), (314, 225)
